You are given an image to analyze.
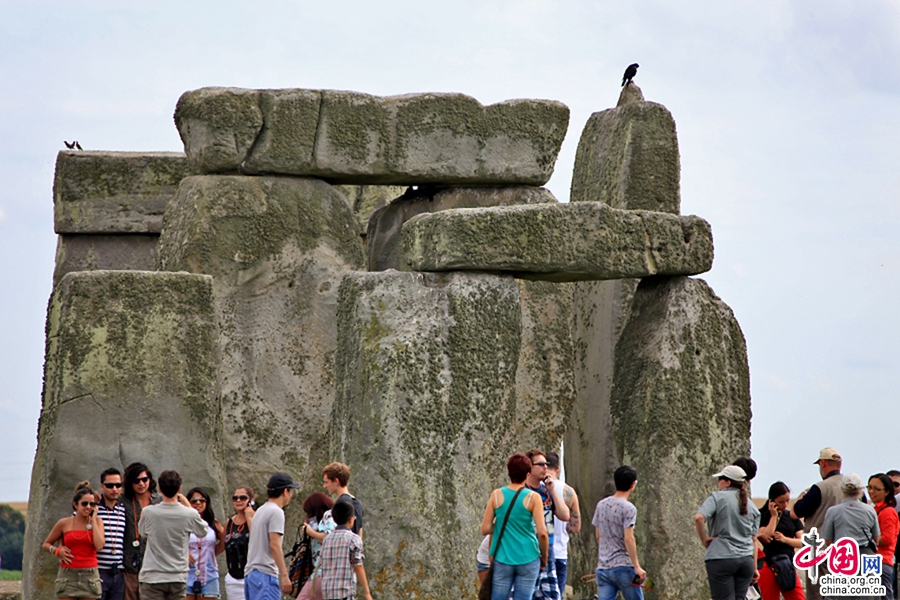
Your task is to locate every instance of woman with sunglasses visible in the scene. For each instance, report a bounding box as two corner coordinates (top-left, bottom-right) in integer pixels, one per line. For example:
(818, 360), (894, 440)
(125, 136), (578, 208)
(868, 473), (899, 600)
(122, 462), (161, 600)
(185, 488), (225, 600)
(42, 481), (106, 600)
(223, 487), (255, 600)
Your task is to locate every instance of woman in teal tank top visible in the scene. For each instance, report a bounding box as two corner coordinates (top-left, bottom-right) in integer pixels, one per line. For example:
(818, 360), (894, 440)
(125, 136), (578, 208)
(481, 453), (549, 600)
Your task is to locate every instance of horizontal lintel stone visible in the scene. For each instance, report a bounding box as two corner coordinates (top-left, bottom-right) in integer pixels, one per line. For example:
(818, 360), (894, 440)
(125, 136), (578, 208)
(400, 201), (713, 282)
(174, 87), (569, 185)
(53, 151), (195, 234)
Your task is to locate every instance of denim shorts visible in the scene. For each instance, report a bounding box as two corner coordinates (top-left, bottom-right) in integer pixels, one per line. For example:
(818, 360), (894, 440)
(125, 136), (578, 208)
(187, 575), (220, 598)
(477, 560), (490, 573)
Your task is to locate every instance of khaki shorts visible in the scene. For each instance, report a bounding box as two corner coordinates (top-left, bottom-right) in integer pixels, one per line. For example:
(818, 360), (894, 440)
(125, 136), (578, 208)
(55, 566), (102, 598)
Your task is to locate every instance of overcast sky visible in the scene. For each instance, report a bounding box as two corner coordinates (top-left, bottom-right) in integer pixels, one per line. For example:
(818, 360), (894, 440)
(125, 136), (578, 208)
(2, 1), (899, 503)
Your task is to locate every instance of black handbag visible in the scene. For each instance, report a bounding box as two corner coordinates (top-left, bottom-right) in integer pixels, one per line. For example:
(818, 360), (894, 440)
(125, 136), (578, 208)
(767, 553), (797, 592)
(479, 487), (525, 600)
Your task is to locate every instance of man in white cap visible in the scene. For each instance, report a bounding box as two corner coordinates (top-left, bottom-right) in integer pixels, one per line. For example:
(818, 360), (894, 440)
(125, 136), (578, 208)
(790, 447), (844, 600)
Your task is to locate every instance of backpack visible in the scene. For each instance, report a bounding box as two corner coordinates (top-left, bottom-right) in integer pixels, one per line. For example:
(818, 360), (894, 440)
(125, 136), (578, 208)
(285, 524), (313, 598)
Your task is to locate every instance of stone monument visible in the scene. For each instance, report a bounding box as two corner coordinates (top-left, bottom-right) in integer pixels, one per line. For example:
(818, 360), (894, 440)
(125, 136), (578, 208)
(24, 83), (750, 600)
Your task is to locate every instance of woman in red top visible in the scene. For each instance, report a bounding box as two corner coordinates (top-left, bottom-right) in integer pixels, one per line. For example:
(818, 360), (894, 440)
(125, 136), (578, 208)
(42, 481), (106, 600)
(867, 473), (899, 600)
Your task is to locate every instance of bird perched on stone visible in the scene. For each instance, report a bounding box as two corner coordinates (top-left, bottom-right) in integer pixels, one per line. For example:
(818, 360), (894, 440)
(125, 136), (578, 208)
(64, 141), (75, 149)
(622, 63), (639, 86)
(75, 141), (83, 150)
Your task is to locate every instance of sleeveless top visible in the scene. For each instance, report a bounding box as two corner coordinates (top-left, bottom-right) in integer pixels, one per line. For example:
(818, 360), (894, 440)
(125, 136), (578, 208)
(224, 517), (250, 579)
(489, 487), (540, 566)
(63, 529), (98, 569)
(805, 474), (844, 533)
(187, 526), (218, 586)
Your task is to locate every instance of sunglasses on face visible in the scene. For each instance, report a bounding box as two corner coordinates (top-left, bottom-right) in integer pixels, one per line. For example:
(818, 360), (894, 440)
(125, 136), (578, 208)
(189, 498), (207, 505)
(133, 476), (150, 484)
(79, 501), (97, 507)
(103, 482), (123, 488)
(232, 495), (250, 502)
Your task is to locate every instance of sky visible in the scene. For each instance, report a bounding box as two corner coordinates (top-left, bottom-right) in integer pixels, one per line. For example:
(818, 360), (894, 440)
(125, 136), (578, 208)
(1, 1), (899, 503)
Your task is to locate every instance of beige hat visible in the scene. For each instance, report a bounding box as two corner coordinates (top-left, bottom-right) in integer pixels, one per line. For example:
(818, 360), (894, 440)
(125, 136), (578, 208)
(712, 465), (747, 482)
(814, 447), (842, 464)
(841, 473), (864, 493)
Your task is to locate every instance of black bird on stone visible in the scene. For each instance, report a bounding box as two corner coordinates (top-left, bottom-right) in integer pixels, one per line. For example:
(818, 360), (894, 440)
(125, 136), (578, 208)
(622, 63), (639, 86)
(63, 141), (84, 150)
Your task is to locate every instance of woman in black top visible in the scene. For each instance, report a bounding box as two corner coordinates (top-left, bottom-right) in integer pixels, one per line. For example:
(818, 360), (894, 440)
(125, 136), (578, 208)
(223, 486), (255, 600)
(757, 481), (805, 600)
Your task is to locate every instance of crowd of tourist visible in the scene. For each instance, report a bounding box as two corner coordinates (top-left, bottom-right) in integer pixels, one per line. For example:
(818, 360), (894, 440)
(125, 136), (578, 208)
(41, 461), (367, 600)
(39, 446), (900, 600)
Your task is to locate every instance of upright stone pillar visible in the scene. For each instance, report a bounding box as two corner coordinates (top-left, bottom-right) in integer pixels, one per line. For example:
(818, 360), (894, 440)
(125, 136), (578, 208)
(565, 84), (682, 591)
(365, 186), (576, 452)
(156, 175), (366, 495)
(611, 276), (751, 600)
(333, 271), (528, 599)
(23, 271), (223, 600)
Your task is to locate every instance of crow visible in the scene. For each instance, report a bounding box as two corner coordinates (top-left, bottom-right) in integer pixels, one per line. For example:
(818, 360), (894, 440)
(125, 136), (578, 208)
(64, 141), (76, 149)
(622, 63), (639, 86)
(75, 141), (83, 150)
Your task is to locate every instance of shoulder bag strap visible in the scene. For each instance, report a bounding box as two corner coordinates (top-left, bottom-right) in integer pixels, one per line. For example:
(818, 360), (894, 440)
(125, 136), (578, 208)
(490, 487), (525, 559)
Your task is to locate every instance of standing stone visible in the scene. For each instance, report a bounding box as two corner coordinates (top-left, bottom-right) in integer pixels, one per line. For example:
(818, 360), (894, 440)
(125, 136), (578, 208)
(156, 175), (366, 496)
(332, 271), (524, 599)
(23, 271), (224, 600)
(363, 185), (574, 451)
(611, 276), (751, 600)
(51, 151), (194, 286)
(564, 85), (682, 593)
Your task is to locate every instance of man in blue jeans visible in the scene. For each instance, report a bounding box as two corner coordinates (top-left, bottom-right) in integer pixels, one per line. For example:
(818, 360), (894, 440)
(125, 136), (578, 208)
(244, 472), (301, 600)
(592, 466), (647, 600)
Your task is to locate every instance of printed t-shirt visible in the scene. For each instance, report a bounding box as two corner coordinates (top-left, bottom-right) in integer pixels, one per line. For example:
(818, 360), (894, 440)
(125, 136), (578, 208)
(138, 502), (209, 584)
(592, 496), (637, 570)
(245, 501), (285, 578)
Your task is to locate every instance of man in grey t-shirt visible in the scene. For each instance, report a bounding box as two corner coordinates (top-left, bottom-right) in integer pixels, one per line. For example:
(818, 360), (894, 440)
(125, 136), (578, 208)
(244, 472), (301, 600)
(138, 470), (208, 600)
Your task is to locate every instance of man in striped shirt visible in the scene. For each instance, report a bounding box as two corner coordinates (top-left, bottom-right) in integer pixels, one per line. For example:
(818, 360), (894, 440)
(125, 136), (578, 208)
(97, 467), (127, 600)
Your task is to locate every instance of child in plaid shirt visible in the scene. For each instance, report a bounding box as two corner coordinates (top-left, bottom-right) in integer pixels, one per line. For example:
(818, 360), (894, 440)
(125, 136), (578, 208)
(318, 500), (373, 600)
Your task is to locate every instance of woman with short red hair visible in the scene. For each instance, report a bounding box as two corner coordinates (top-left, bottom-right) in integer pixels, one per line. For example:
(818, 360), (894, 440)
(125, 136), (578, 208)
(480, 453), (549, 600)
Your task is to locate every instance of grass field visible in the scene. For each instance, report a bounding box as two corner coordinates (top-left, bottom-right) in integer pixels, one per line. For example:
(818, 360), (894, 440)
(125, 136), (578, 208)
(0, 571), (22, 581)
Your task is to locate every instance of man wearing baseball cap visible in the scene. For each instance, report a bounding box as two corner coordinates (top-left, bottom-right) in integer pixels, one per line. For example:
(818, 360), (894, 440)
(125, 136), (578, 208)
(244, 472), (301, 600)
(790, 447), (844, 600)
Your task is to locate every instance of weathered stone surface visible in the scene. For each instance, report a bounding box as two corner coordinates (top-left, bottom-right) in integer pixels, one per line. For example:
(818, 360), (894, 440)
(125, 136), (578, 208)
(23, 271), (225, 600)
(612, 276), (751, 600)
(174, 87), (264, 174)
(364, 185), (575, 452)
(53, 151), (194, 234)
(570, 84), (680, 213)
(401, 202), (712, 282)
(332, 271), (529, 599)
(564, 91), (683, 592)
(53, 234), (159, 287)
(156, 175), (366, 496)
(332, 184), (407, 236)
(174, 87), (570, 185)
(368, 186), (555, 271)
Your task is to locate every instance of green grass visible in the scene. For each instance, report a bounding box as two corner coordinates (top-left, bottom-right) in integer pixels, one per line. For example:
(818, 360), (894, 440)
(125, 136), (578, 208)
(0, 570), (22, 581)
